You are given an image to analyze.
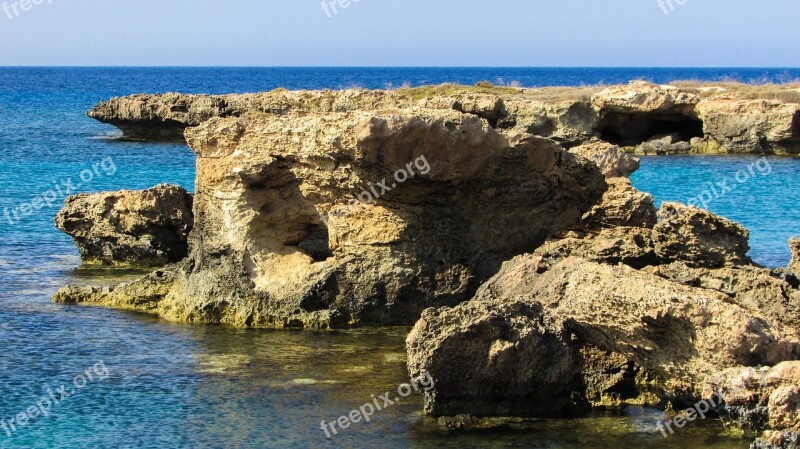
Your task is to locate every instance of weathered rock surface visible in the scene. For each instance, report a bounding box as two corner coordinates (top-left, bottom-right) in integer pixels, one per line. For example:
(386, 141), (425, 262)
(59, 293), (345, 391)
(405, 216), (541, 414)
(406, 256), (800, 416)
(653, 202), (752, 268)
(580, 177), (657, 229)
(752, 431), (800, 449)
(788, 238), (800, 277)
(568, 140), (640, 178)
(88, 82), (800, 154)
(55, 184), (193, 267)
(56, 103), (606, 327)
(591, 81), (701, 115)
(695, 99), (800, 155)
(701, 362), (800, 433)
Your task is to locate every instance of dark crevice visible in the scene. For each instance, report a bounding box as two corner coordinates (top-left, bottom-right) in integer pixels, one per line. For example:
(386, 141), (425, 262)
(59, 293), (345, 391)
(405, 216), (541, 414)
(596, 112), (704, 147)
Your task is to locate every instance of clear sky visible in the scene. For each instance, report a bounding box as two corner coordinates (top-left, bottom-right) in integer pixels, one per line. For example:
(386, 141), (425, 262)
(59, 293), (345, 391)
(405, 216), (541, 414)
(0, 0), (797, 67)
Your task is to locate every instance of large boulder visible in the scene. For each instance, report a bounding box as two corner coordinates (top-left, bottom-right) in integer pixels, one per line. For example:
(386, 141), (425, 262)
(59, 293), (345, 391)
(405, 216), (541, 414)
(406, 256), (799, 417)
(56, 101), (606, 328)
(55, 184), (193, 267)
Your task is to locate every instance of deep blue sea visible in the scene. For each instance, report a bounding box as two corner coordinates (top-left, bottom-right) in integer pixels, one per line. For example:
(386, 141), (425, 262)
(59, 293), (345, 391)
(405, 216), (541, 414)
(3, 67), (800, 449)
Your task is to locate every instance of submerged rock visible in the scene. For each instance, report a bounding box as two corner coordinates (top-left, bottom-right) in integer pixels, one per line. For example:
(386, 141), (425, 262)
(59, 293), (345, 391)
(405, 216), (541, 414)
(55, 184), (193, 267)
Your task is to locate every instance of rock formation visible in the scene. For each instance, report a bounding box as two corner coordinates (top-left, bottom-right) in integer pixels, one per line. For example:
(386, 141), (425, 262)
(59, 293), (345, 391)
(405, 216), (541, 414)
(55, 184), (193, 267)
(87, 81), (800, 154)
(406, 255), (800, 417)
(68, 84), (800, 448)
(55, 101), (606, 327)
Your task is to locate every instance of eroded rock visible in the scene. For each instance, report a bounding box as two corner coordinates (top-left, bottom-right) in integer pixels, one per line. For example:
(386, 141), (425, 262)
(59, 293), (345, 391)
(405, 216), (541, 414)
(406, 256), (799, 417)
(56, 105), (606, 327)
(54, 184), (193, 267)
(653, 202), (752, 268)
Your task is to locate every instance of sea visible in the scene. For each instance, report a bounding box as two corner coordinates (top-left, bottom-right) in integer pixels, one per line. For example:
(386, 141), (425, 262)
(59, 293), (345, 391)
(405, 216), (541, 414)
(2, 67), (799, 449)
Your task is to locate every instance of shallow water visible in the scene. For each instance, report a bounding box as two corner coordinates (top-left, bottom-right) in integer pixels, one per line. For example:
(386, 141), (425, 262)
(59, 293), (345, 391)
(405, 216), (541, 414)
(2, 68), (793, 448)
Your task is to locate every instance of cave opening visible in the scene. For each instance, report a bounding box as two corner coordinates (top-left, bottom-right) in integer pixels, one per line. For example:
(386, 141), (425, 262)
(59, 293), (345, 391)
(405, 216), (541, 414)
(793, 111), (800, 139)
(597, 112), (705, 147)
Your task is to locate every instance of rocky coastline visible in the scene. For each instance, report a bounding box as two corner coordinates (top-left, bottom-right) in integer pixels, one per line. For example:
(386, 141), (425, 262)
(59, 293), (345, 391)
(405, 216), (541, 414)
(55, 82), (800, 448)
(88, 81), (800, 155)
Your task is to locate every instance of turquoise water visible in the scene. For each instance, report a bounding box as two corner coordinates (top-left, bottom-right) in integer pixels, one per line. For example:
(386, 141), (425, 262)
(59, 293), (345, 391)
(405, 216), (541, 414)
(631, 155), (800, 268)
(3, 68), (794, 448)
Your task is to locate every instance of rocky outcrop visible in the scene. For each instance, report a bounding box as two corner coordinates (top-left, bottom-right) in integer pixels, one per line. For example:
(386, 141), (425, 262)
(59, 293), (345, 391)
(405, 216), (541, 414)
(88, 82), (800, 154)
(591, 81), (701, 115)
(55, 184), (193, 267)
(87, 90), (410, 141)
(56, 101), (606, 327)
(652, 202), (752, 268)
(695, 99), (800, 154)
(406, 256), (800, 417)
(701, 362), (800, 448)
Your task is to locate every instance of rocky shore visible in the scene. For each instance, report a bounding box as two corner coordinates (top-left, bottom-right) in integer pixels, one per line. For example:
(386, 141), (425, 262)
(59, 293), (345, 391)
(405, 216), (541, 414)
(54, 82), (800, 448)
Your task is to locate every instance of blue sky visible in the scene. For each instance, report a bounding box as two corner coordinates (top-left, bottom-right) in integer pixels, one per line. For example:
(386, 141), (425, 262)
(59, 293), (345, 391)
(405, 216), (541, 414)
(0, 0), (797, 66)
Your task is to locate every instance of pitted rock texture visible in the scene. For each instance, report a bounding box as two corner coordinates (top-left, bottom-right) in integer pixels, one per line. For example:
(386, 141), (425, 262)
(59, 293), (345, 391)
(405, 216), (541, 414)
(54, 184), (193, 267)
(406, 256), (800, 417)
(653, 202), (752, 268)
(56, 103), (606, 328)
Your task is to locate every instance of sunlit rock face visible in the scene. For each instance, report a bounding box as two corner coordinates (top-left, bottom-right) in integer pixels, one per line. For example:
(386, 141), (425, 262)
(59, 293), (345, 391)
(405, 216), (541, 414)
(56, 98), (606, 328)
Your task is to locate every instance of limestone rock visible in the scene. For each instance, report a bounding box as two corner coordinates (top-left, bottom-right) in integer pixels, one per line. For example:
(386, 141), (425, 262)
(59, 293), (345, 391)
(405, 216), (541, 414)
(788, 238), (800, 277)
(57, 104), (606, 327)
(701, 362), (800, 432)
(752, 431), (800, 449)
(569, 140), (640, 178)
(646, 261), (800, 334)
(580, 177), (657, 229)
(653, 202), (752, 268)
(591, 81), (700, 115)
(406, 256), (798, 417)
(695, 99), (800, 154)
(54, 184), (193, 267)
(533, 227), (657, 269)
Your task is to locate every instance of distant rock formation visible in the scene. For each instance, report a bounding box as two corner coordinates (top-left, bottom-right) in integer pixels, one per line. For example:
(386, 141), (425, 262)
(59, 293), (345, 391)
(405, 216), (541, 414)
(55, 184), (193, 267)
(87, 81), (800, 154)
